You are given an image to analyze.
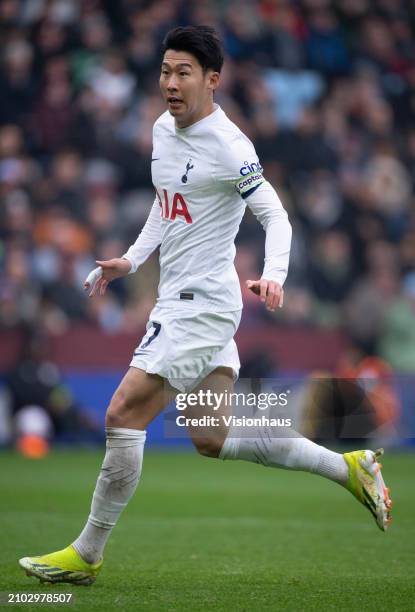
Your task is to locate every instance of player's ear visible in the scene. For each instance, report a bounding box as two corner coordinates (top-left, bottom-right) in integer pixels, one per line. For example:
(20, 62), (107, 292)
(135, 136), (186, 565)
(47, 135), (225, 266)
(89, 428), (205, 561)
(207, 70), (220, 92)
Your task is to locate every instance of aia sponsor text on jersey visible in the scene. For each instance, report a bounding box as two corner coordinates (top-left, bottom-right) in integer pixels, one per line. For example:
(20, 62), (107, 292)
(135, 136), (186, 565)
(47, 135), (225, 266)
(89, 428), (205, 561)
(156, 188), (193, 224)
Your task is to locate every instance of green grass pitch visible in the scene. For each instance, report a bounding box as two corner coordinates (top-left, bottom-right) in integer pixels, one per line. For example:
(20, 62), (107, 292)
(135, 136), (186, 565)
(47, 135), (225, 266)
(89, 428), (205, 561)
(1, 449), (414, 611)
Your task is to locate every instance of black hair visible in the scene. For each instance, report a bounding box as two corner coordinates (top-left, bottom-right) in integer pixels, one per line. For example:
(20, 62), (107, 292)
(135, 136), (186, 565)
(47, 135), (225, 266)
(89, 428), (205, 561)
(162, 25), (224, 73)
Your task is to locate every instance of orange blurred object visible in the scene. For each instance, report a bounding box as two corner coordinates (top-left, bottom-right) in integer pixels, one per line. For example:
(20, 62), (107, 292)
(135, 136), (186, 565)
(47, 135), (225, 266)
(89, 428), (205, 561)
(33, 212), (93, 255)
(16, 435), (50, 459)
(337, 356), (400, 427)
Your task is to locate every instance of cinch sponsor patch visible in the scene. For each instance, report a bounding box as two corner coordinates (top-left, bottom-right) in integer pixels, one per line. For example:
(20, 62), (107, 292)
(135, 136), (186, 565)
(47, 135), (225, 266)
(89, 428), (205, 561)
(235, 171), (265, 199)
(239, 160), (263, 176)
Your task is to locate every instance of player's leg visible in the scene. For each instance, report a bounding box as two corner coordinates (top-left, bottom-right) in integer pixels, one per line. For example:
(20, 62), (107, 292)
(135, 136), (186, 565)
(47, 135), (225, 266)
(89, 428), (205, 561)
(220, 423), (392, 530)
(105, 365), (173, 430)
(186, 366), (233, 458)
(188, 367), (392, 530)
(72, 367), (173, 561)
(188, 367), (349, 476)
(19, 367), (173, 584)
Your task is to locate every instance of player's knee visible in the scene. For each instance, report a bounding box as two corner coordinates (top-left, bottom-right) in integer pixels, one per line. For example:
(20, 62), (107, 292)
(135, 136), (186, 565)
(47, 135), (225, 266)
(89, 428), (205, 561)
(192, 437), (222, 458)
(105, 390), (133, 428)
(105, 410), (126, 429)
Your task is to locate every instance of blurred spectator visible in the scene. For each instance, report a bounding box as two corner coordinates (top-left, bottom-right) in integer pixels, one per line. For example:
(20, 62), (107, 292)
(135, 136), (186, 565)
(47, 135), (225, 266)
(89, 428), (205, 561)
(2, 329), (101, 449)
(364, 143), (411, 241)
(71, 12), (112, 89)
(50, 148), (86, 220)
(379, 276), (415, 372)
(0, 37), (37, 124)
(309, 230), (356, 303)
(306, 8), (350, 76)
(0, 245), (40, 327)
(30, 57), (76, 154)
(263, 67), (324, 128)
(301, 353), (400, 443)
(343, 267), (399, 354)
(90, 49), (135, 109)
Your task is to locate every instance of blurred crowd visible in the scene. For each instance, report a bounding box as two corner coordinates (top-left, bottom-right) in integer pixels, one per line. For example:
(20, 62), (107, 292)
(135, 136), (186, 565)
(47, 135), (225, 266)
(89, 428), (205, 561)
(1, 0), (415, 372)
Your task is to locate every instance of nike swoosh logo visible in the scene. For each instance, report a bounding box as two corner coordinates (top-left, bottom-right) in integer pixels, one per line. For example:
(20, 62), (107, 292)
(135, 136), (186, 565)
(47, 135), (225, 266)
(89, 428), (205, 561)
(151, 158), (160, 162)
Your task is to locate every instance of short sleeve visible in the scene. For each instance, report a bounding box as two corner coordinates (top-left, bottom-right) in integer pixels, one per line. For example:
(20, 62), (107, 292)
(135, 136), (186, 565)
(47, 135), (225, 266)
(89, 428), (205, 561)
(214, 133), (266, 199)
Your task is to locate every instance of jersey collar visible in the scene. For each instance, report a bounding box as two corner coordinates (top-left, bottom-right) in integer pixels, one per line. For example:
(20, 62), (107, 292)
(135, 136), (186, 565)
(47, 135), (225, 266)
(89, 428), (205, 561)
(174, 104), (222, 135)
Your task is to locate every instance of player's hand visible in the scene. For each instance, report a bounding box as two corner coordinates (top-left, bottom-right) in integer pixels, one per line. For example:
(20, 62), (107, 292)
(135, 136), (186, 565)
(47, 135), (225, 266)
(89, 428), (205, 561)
(246, 279), (284, 311)
(84, 258), (132, 297)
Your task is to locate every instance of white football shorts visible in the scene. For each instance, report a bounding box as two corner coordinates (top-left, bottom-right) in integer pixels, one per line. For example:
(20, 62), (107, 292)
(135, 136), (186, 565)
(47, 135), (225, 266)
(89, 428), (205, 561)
(130, 305), (242, 392)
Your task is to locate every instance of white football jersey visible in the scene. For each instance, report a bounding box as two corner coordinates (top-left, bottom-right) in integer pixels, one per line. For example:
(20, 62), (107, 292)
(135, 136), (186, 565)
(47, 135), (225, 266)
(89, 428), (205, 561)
(123, 104), (291, 312)
(149, 104), (265, 312)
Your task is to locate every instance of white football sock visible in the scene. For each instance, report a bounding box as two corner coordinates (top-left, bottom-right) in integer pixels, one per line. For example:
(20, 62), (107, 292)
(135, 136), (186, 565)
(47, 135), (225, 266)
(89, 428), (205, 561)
(72, 427), (146, 564)
(219, 427), (348, 484)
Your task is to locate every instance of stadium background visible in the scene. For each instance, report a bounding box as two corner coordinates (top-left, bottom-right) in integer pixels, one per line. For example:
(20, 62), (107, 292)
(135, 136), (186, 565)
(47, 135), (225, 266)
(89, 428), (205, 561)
(1, 0), (415, 447)
(1, 1), (414, 609)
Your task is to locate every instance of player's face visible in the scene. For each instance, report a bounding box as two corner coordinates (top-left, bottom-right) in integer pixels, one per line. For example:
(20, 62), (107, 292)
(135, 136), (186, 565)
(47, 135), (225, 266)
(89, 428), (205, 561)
(160, 50), (219, 128)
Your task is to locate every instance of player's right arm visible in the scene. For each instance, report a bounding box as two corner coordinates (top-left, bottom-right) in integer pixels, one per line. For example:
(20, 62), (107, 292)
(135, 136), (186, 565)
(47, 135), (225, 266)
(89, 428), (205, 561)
(84, 198), (161, 297)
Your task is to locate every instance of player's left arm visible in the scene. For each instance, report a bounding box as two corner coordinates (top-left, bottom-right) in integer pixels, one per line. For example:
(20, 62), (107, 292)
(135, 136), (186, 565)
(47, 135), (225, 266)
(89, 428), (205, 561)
(214, 132), (291, 311)
(245, 181), (292, 311)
